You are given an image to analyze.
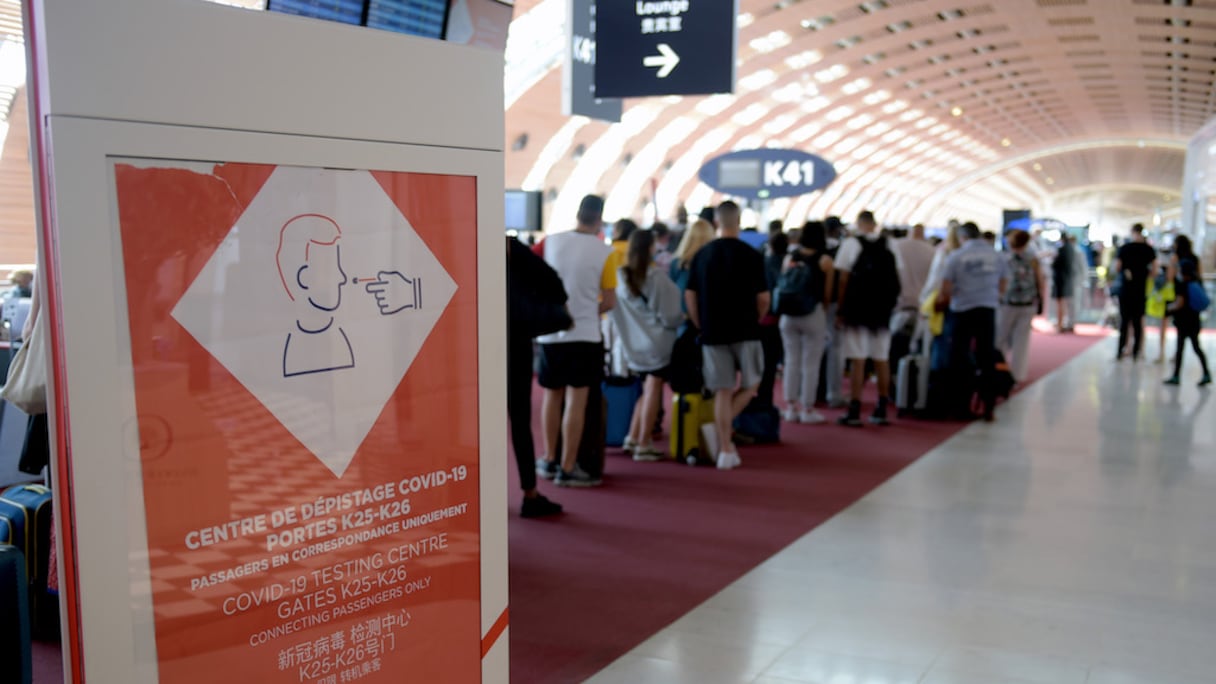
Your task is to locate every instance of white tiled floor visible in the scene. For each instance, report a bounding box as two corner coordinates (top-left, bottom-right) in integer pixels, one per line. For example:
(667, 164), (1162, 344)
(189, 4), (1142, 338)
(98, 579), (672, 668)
(587, 337), (1216, 684)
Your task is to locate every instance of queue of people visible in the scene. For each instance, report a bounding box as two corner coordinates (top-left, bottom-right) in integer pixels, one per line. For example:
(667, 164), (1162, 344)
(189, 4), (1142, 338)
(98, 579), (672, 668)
(507, 199), (1211, 518)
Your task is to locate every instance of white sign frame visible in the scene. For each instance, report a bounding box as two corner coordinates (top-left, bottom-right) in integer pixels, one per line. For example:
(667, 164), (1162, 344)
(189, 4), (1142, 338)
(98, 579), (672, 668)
(25, 1), (508, 682)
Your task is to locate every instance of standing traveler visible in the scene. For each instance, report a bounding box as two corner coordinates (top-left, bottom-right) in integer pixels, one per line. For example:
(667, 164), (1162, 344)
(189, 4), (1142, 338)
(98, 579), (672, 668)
(651, 222), (675, 271)
(1164, 241), (1210, 386)
(1068, 235), (1089, 331)
(822, 216), (847, 407)
(535, 195), (617, 488)
(996, 229), (1045, 383)
(777, 221), (835, 424)
(888, 223), (936, 376)
(1051, 237), (1074, 332)
(507, 236), (568, 517)
(609, 230), (684, 460)
(834, 210), (902, 427)
(1113, 223), (1158, 361)
(756, 231), (790, 406)
(604, 219), (639, 378)
(685, 201), (770, 469)
(668, 218), (715, 308)
(920, 221), (963, 372)
(892, 224), (935, 315)
(1158, 237), (1201, 363)
(938, 222), (1007, 421)
(668, 205), (689, 249)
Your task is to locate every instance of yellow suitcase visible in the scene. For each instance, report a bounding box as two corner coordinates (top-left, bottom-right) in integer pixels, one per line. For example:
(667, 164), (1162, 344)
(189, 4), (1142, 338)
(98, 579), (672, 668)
(669, 392), (715, 463)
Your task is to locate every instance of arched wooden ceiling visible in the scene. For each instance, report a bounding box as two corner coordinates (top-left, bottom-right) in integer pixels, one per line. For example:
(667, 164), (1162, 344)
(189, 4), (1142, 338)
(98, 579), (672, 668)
(505, 0), (1215, 234)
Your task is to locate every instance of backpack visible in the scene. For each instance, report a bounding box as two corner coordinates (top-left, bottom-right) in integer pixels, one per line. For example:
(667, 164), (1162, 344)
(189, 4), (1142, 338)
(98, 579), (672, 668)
(667, 324), (704, 394)
(841, 236), (901, 330)
(1005, 253), (1038, 306)
(1188, 281), (1211, 313)
(774, 259), (820, 316)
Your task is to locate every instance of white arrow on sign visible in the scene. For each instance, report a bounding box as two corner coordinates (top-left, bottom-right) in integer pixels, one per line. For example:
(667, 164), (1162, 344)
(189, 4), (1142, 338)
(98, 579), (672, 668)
(643, 43), (680, 78)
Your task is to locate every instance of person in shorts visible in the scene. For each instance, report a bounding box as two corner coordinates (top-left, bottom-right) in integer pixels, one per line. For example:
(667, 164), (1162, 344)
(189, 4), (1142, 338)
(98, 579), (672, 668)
(833, 210), (902, 427)
(684, 201), (770, 469)
(535, 195), (617, 487)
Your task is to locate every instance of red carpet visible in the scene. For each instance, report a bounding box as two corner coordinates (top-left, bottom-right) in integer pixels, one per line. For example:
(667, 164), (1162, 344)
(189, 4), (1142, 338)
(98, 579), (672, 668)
(506, 327), (1105, 684)
(29, 329), (1103, 684)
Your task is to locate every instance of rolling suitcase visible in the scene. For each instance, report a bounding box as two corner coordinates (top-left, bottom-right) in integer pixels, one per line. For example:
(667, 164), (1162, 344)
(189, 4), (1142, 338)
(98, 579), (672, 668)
(0, 544), (32, 684)
(895, 354), (923, 415)
(669, 392), (714, 464)
(602, 376), (642, 448)
(0, 484), (56, 639)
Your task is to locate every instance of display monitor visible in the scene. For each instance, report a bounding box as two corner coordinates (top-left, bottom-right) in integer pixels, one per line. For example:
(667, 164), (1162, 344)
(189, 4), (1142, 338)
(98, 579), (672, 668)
(505, 189), (542, 233)
(718, 159), (763, 188)
(366, 0), (450, 39)
(266, 0), (364, 25)
(444, 0), (513, 51)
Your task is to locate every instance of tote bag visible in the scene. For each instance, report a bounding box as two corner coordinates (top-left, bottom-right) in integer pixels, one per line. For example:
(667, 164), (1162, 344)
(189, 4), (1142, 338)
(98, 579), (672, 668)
(1, 308), (48, 415)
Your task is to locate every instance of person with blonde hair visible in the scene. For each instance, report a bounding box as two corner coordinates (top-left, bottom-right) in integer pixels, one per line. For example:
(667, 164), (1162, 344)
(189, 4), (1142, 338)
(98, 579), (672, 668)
(669, 218), (715, 304)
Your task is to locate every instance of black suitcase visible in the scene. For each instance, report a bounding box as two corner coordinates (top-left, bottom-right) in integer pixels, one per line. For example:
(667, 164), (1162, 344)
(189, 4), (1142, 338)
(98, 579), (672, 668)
(0, 544), (32, 684)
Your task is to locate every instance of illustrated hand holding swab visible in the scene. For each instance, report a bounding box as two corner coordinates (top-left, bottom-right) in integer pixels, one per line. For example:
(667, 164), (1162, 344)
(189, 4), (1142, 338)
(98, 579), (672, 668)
(362, 271), (422, 315)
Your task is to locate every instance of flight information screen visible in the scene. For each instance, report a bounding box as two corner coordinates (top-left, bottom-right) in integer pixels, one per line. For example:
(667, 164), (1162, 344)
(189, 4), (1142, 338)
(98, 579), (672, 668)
(718, 159), (763, 188)
(266, 0), (364, 25)
(366, 0), (449, 39)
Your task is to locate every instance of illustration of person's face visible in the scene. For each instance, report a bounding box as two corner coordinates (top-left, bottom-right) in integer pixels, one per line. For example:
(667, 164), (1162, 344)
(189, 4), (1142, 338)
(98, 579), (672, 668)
(299, 242), (347, 312)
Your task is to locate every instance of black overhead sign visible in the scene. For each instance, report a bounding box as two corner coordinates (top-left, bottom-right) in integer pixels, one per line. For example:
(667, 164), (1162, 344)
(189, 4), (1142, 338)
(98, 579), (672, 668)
(594, 0), (736, 98)
(563, 0), (622, 123)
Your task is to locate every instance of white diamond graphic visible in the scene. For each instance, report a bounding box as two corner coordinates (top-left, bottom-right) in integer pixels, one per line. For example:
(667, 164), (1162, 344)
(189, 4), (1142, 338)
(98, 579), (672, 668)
(172, 166), (458, 477)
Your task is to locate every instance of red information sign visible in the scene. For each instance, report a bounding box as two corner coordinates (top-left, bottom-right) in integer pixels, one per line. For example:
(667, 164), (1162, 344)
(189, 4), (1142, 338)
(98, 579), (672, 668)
(112, 161), (481, 683)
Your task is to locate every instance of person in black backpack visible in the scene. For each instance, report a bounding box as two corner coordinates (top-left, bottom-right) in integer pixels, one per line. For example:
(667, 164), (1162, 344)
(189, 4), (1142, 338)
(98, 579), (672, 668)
(777, 221), (835, 424)
(833, 211), (902, 427)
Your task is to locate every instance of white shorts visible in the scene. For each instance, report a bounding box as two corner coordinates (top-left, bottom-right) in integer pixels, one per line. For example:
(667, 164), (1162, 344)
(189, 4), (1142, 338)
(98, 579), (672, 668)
(841, 327), (891, 361)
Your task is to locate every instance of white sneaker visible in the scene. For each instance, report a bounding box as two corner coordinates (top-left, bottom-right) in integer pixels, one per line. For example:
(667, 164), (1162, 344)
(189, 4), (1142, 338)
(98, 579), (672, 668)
(716, 450), (741, 470)
(782, 406), (799, 422)
(798, 410), (826, 424)
(631, 445), (665, 462)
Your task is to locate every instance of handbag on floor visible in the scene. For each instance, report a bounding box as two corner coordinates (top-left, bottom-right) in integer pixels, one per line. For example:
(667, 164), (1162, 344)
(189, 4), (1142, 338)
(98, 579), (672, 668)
(733, 399), (780, 444)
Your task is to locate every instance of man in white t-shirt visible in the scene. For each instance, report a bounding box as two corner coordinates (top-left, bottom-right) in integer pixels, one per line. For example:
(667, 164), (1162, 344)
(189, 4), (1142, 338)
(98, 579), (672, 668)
(535, 195), (617, 488)
(891, 224), (935, 313)
(888, 223), (935, 374)
(833, 211), (902, 427)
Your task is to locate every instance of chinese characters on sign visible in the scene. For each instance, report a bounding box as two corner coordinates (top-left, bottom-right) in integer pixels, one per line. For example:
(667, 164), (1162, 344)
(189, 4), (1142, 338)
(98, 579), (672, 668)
(640, 15), (683, 34)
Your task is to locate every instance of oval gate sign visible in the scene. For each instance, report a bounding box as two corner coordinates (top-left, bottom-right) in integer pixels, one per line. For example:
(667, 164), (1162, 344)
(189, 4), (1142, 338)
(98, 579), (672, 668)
(698, 148), (837, 200)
